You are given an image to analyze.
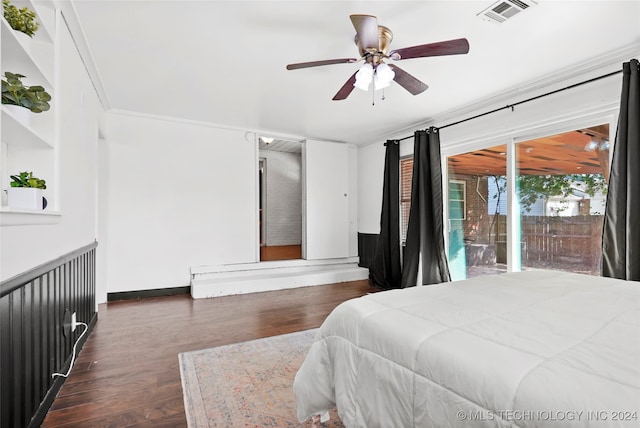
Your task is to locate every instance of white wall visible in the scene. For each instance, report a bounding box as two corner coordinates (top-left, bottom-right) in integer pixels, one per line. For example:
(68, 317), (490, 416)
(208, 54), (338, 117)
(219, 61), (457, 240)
(260, 150), (301, 246)
(102, 113), (257, 294)
(357, 58), (633, 235)
(1, 17), (102, 281)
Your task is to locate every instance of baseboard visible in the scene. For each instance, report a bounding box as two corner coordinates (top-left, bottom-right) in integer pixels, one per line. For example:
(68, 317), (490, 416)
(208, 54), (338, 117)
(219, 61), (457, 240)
(107, 286), (190, 302)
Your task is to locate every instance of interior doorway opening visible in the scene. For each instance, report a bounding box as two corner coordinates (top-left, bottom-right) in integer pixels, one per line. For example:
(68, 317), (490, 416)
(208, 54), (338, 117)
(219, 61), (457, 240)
(258, 136), (303, 261)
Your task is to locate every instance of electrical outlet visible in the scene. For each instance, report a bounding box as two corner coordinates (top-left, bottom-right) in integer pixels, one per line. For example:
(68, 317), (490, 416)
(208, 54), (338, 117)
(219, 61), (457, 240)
(63, 309), (71, 338)
(71, 312), (77, 332)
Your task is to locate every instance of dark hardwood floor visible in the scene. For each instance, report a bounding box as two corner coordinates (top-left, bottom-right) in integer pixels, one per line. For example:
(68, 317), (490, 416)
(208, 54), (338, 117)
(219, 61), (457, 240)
(41, 280), (378, 427)
(260, 245), (302, 261)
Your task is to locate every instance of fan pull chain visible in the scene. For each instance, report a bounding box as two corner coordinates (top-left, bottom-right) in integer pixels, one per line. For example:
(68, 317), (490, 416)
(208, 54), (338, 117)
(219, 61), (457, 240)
(372, 86), (375, 106)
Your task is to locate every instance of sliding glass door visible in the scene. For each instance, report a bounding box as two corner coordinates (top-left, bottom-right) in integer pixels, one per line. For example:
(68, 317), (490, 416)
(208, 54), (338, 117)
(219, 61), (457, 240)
(516, 125), (609, 275)
(447, 144), (509, 280)
(445, 123), (610, 280)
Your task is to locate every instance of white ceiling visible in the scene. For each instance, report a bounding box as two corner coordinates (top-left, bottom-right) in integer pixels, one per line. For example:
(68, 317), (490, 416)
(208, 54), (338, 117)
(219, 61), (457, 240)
(69, 0), (640, 145)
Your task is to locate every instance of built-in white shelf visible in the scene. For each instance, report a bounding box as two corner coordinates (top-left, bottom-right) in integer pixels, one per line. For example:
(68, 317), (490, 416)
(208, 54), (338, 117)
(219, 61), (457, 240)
(1, 0), (58, 227)
(1, 105), (54, 148)
(7, 0), (55, 41)
(0, 207), (61, 226)
(24, 0), (55, 43)
(1, 18), (54, 89)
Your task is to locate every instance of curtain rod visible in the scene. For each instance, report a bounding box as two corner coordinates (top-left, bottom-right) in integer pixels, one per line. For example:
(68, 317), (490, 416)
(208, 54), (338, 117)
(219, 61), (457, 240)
(396, 68), (623, 142)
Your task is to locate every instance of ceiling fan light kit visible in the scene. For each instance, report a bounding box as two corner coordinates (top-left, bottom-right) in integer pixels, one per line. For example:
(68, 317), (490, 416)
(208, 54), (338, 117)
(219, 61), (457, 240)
(353, 62), (395, 92)
(286, 14), (470, 101)
(373, 63), (395, 90)
(354, 63), (373, 90)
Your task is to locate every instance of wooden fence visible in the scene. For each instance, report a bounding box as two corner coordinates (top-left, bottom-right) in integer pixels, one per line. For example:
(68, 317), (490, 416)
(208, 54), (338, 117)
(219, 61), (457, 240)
(495, 215), (604, 272)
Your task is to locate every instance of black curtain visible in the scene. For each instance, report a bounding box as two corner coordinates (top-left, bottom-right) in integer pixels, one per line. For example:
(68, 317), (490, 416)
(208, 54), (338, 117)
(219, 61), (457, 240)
(369, 140), (402, 289)
(602, 59), (640, 281)
(400, 128), (451, 287)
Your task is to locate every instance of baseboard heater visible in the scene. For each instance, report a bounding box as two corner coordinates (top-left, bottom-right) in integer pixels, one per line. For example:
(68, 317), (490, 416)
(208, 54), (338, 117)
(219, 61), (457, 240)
(190, 257), (369, 299)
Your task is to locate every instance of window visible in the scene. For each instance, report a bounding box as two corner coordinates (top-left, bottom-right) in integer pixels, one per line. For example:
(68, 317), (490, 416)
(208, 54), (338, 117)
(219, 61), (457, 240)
(449, 180), (466, 220)
(401, 160), (468, 239)
(400, 156), (413, 244)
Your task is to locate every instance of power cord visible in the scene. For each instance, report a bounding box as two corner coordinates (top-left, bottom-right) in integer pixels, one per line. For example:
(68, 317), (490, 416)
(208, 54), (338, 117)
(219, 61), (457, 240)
(52, 321), (88, 379)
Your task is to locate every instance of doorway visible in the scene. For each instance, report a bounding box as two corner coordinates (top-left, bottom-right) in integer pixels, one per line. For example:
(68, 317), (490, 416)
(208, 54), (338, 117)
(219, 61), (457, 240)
(258, 136), (303, 261)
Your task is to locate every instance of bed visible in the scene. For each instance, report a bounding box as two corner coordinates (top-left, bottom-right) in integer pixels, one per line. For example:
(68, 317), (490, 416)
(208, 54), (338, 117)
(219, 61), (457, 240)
(294, 270), (640, 427)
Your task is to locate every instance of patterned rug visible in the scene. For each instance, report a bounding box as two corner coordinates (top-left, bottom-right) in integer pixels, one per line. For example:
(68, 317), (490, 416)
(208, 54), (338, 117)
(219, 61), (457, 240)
(179, 329), (343, 427)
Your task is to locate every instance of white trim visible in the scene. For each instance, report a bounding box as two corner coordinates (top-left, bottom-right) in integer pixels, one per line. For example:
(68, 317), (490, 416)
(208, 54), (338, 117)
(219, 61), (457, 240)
(505, 138), (521, 273)
(107, 108), (313, 143)
(362, 43), (638, 147)
(253, 134), (261, 262)
(441, 102), (619, 157)
(258, 157), (267, 248)
(57, 2), (111, 110)
(512, 107), (618, 144)
(0, 209), (61, 226)
(448, 179), (466, 221)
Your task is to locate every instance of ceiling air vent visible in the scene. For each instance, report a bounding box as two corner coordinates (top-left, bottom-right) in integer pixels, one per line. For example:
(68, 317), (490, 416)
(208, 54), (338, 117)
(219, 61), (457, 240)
(477, 0), (537, 23)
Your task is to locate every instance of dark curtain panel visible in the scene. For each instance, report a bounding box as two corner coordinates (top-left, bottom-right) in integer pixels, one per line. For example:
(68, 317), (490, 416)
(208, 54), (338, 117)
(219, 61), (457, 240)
(401, 128), (451, 287)
(602, 58), (640, 281)
(369, 140), (402, 289)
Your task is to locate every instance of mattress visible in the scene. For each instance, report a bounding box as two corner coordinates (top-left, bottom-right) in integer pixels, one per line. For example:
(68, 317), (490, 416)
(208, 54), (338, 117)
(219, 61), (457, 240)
(293, 270), (640, 427)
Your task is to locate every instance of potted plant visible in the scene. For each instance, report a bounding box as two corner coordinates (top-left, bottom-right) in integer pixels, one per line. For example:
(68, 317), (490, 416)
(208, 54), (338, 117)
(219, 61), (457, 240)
(2, 72), (51, 113)
(8, 171), (46, 210)
(2, 0), (39, 37)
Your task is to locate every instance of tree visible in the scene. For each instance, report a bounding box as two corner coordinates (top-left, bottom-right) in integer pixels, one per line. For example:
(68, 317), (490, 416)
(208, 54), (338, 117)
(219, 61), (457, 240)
(489, 175), (506, 244)
(517, 174), (607, 212)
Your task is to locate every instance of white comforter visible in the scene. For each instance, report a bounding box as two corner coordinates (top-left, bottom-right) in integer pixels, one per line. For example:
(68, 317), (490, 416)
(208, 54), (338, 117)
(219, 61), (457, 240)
(294, 270), (640, 427)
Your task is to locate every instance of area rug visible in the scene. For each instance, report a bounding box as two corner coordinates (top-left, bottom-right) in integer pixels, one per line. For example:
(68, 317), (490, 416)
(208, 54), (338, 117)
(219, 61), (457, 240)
(178, 329), (343, 427)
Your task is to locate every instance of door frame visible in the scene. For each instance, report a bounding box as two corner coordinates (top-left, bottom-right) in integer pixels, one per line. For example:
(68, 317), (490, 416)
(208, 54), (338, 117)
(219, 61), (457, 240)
(256, 135), (305, 261)
(259, 157), (267, 247)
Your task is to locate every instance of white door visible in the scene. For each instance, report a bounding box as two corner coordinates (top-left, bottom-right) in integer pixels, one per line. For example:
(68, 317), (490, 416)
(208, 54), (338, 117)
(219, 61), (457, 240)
(303, 139), (349, 259)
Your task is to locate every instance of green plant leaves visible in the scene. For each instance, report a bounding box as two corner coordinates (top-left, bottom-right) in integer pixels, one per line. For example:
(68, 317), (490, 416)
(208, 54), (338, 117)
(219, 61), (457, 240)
(517, 174), (607, 212)
(3, 0), (39, 37)
(10, 171), (46, 189)
(490, 173), (607, 214)
(1, 72), (51, 112)
(3, 71), (26, 84)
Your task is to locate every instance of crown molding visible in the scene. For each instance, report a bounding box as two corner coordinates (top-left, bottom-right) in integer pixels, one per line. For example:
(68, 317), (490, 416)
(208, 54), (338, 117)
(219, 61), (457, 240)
(56, 1), (111, 111)
(107, 109), (313, 144)
(360, 42), (640, 148)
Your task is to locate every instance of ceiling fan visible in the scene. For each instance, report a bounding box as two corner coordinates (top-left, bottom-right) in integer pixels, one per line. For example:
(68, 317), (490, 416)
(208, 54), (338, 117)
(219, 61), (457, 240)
(286, 14), (470, 101)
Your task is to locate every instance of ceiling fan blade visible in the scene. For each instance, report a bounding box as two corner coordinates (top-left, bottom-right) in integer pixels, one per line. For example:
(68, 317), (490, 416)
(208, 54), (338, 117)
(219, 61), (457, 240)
(388, 64), (429, 95)
(332, 72), (358, 101)
(389, 38), (469, 61)
(350, 14), (379, 51)
(286, 58), (358, 70)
